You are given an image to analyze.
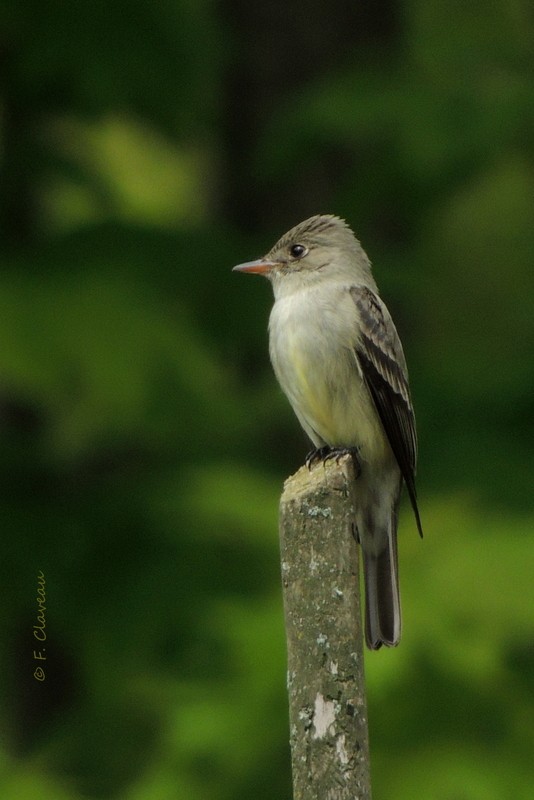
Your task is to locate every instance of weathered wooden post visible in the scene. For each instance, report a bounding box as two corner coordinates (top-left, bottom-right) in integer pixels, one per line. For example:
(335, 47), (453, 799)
(279, 454), (372, 800)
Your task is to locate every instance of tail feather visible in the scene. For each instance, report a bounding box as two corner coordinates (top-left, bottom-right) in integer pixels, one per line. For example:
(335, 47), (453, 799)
(363, 527), (401, 650)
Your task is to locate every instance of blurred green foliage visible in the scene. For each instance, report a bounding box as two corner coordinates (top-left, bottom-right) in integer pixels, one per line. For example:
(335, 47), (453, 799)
(0, 1), (533, 798)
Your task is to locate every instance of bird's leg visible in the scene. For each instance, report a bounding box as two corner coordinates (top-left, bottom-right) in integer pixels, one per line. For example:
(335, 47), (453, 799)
(305, 446), (332, 469)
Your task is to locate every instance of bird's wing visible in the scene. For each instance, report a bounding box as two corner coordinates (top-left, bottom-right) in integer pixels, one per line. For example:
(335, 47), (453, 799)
(350, 285), (423, 537)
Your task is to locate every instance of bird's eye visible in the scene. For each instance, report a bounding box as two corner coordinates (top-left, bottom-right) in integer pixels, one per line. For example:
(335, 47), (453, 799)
(289, 243), (307, 259)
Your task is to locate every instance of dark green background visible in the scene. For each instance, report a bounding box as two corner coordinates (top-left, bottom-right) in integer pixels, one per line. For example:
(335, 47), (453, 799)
(0, 1), (532, 798)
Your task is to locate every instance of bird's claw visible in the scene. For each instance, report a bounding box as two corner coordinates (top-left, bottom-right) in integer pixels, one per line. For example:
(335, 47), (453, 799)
(323, 446), (361, 477)
(305, 445), (361, 478)
(305, 446), (331, 469)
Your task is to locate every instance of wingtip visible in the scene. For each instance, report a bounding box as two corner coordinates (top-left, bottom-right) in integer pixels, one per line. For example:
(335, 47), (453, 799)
(406, 482), (424, 538)
(413, 500), (424, 539)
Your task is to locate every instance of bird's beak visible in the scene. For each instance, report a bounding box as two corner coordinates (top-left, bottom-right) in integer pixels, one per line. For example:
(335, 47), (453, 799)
(232, 259), (277, 275)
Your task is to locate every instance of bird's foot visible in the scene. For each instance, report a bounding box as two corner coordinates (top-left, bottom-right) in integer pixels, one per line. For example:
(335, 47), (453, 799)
(323, 446), (361, 477)
(305, 445), (361, 477)
(305, 446), (331, 469)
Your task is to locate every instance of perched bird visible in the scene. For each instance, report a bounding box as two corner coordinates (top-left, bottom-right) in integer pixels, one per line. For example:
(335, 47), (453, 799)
(233, 214), (423, 650)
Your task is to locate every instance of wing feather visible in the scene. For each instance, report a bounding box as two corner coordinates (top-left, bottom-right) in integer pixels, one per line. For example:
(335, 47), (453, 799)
(350, 286), (423, 537)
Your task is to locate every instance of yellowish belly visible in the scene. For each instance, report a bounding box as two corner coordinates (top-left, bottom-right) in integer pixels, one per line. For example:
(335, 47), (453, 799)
(278, 335), (391, 466)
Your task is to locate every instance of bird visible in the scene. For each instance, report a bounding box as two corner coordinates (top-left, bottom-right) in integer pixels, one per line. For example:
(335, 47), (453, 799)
(233, 214), (422, 649)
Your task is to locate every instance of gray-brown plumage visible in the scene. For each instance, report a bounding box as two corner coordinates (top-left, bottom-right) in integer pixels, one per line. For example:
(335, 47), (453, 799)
(233, 214), (422, 649)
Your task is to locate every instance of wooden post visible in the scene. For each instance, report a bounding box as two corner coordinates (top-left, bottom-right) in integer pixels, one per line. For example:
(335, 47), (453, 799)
(279, 455), (372, 800)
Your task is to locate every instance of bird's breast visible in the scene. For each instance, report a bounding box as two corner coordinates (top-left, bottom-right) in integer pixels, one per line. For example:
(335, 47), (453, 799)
(268, 288), (390, 462)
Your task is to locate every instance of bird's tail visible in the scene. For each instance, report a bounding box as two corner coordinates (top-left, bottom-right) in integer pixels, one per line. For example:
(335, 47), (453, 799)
(362, 521), (401, 650)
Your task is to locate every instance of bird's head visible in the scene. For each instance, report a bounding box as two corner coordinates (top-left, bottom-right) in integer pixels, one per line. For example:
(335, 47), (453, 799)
(232, 215), (373, 294)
